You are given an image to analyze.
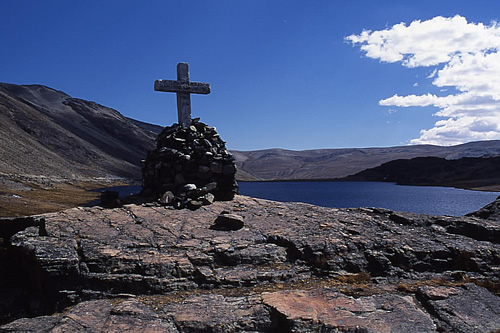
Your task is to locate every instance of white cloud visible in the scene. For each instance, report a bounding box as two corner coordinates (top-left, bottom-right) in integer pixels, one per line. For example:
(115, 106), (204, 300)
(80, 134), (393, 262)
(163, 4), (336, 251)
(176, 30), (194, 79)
(347, 15), (500, 145)
(414, 116), (500, 145)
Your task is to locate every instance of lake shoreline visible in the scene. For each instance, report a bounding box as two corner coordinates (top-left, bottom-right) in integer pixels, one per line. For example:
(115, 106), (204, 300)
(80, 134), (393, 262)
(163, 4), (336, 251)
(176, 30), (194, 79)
(237, 179), (500, 192)
(2, 175), (498, 217)
(84, 180), (500, 216)
(238, 181), (499, 216)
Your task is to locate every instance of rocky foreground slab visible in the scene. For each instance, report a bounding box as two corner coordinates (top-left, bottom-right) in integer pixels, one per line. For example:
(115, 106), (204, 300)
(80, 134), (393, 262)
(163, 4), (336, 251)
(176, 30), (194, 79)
(1, 195), (499, 332)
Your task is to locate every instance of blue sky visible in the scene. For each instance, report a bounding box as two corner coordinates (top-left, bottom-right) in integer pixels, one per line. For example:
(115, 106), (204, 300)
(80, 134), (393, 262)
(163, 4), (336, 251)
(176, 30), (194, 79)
(1, 1), (499, 150)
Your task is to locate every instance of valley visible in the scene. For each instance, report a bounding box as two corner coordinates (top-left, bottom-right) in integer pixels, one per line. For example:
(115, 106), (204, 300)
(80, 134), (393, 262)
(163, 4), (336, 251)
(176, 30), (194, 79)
(1, 82), (499, 216)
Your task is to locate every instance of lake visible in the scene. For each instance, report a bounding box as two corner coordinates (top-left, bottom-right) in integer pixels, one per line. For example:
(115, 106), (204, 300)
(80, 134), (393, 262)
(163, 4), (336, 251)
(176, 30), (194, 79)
(238, 181), (499, 216)
(92, 181), (498, 217)
(92, 185), (143, 197)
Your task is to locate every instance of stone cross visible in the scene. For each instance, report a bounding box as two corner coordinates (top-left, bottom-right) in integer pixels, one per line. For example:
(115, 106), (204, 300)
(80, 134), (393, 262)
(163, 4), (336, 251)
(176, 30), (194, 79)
(154, 63), (211, 128)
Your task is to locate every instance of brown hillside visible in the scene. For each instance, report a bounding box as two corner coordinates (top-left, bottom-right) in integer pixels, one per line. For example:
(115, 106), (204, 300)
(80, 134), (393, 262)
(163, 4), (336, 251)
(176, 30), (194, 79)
(232, 141), (500, 181)
(0, 83), (160, 180)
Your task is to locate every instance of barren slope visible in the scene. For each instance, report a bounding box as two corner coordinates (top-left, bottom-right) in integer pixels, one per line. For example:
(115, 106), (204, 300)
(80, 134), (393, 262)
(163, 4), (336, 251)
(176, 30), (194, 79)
(233, 141), (500, 180)
(0, 83), (160, 180)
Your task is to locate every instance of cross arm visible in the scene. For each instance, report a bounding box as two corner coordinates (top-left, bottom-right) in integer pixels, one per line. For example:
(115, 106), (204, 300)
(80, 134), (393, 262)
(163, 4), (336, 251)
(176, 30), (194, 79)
(154, 80), (211, 94)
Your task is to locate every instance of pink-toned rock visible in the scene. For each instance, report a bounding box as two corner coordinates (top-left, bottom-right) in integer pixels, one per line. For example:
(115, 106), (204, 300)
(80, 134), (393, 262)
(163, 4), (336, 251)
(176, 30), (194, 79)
(262, 289), (436, 332)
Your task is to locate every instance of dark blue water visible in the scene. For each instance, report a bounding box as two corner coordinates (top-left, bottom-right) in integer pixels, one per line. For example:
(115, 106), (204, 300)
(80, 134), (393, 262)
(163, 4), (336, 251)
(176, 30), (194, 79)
(238, 181), (499, 216)
(86, 185), (142, 206)
(91, 185), (142, 197)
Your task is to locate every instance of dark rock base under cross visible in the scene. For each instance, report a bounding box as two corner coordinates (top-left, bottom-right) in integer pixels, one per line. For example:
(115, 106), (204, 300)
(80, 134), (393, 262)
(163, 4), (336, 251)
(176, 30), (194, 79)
(142, 118), (238, 208)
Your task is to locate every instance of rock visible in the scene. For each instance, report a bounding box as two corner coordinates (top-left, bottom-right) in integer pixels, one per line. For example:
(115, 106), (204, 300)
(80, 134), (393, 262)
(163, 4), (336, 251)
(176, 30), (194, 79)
(198, 165), (210, 173)
(0, 216), (43, 241)
(205, 182), (217, 192)
(200, 193), (215, 205)
(3, 284), (497, 332)
(183, 184), (197, 191)
(100, 190), (120, 208)
(162, 294), (273, 331)
(466, 195), (500, 220)
(142, 120), (238, 207)
(211, 212), (245, 231)
(0, 299), (178, 332)
(210, 162), (223, 174)
(159, 191), (175, 206)
(172, 199), (184, 210)
(417, 283), (500, 332)
(186, 200), (203, 211)
(174, 173), (185, 185)
(1, 296), (274, 332)
(222, 164), (237, 175)
(262, 289), (436, 332)
(0, 195), (499, 330)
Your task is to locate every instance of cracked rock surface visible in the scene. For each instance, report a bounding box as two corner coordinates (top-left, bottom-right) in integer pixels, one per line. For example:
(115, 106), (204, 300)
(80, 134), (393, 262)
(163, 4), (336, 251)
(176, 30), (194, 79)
(1, 195), (499, 332)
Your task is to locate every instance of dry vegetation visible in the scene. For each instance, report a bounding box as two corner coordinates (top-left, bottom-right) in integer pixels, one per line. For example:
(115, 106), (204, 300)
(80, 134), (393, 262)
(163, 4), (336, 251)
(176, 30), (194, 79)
(0, 177), (132, 217)
(135, 272), (499, 312)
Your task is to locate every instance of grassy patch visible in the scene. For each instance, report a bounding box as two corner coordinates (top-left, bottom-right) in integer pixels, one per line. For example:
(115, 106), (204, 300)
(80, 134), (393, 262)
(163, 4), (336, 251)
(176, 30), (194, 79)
(0, 180), (132, 217)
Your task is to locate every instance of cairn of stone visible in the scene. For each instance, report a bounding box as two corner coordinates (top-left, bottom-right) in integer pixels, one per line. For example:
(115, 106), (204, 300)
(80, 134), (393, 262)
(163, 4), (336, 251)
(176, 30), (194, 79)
(142, 118), (238, 209)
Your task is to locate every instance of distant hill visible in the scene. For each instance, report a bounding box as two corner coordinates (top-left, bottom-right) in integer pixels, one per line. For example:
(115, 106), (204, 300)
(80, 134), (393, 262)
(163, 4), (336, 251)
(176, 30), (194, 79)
(232, 141), (500, 181)
(341, 156), (500, 190)
(0, 83), (160, 181)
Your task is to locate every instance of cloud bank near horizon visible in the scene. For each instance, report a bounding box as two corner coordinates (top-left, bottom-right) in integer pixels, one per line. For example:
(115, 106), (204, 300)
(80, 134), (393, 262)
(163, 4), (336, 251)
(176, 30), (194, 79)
(347, 15), (500, 145)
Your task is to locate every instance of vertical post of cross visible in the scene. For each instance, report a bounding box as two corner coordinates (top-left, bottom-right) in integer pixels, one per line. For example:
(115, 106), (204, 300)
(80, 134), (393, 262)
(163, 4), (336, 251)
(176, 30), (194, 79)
(176, 63), (191, 128)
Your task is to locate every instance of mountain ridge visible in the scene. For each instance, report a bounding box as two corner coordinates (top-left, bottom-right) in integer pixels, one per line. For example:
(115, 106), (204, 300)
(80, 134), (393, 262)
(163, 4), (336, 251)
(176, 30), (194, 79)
(341, 155), (500, 190)
(2, 82), (500, 185)
(0, 82), (158, 180)
(232, 140), (500, 181)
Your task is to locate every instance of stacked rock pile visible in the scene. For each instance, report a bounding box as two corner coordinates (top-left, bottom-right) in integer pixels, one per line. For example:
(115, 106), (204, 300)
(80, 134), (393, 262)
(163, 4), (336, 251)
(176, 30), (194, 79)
(142, 118), (238, 209)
